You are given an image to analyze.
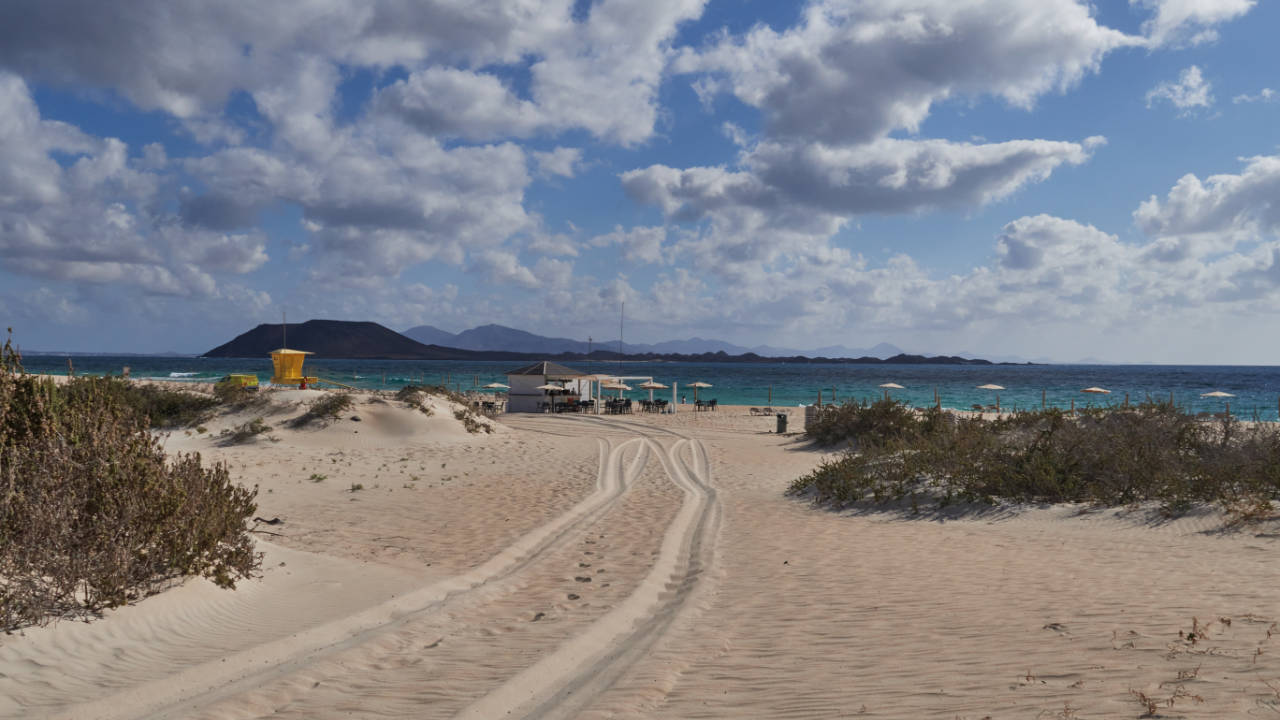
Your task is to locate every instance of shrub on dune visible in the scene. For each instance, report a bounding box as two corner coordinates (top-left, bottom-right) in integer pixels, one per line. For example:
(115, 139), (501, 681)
(792, 399), (1280, 515)
(0, 331), (260, 630)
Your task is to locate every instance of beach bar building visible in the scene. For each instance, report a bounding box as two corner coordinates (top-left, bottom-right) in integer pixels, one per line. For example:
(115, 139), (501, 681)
(505, 361), (589, 413)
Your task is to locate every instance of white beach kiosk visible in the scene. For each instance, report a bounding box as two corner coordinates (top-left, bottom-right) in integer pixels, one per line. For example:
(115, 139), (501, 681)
(504, 361), (590, 413)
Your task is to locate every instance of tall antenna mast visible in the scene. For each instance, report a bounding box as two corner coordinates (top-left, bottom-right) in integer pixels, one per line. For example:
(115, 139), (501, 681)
(282, 310), (287, 349)
(618, 302), (624, 373)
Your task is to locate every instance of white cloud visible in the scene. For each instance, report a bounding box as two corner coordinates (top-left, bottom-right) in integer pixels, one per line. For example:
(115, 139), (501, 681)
(591, 225), (670, 265)
(623, 136), (1100, 225)
(470, 250), (540, 288)
(1145, 65), (1214, 113)
(0, 73), (263, 298)
(1233, 88), (1276, 104)
(676, 0), (1136, 144)
(1133, 0), (1255, 48)
(374, 68), (548, 141)
(532, 147), (584, 178)
(1134, 152), (1280, 256)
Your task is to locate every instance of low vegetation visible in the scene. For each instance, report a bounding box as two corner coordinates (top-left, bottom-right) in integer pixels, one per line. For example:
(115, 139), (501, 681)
(58, 375), (220, 429)
(288, 392), (353, 428)
(220, 417), (274, 444)
(0, 331), (259, 630)
(791, 398), (1280, 515)
(397, 384), (492, 433)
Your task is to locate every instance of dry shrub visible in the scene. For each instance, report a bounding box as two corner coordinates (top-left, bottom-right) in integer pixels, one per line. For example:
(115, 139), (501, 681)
(213, 381), (267, 412)
(59, 377), (219, 429)
(220, 417), (273, 444)
(399, 385), (490, 432)
(791, 400), (1280, 514)
(0, 331), (259, 630)
(288, 392), (353, 428)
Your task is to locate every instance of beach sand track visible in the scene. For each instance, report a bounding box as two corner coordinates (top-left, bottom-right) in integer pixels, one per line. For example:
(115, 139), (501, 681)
(9, 431), (653, 719)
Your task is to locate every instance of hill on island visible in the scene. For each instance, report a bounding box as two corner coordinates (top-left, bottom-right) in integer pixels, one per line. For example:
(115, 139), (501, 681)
(206, 319), (1002, 365)
(402, 323), (907, 359)
(203, 320), (468, 359)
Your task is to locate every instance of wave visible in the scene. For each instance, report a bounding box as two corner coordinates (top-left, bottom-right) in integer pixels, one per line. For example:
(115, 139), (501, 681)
(168, 372), (199, 378)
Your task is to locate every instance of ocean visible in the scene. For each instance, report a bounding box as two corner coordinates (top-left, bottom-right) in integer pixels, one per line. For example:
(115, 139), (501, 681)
(16, 354), (1280, 420)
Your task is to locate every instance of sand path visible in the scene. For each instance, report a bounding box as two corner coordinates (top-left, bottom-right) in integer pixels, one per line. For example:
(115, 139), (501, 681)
(2, 413), (723, 720)
(5, 403), (1280, 718)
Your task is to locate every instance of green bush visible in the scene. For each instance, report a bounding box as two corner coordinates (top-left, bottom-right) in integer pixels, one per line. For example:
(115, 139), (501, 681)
(0, 331), (259, 630)
(790, 401), (1280, 515)
(804, 398), (929, 448)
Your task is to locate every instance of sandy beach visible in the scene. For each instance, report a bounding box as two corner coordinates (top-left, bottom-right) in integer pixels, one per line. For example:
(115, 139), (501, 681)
(3, 391), (1280, 719)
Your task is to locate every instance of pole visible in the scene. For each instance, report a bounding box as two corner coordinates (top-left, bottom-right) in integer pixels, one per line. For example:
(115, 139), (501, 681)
(768, 385), (772, 404)
(996, 394), (1000, 413)
(817, 391), (822, 408)
(1124, 392), (1129, 408)
(1070, 398), (1075, 414)
(1042, 389), (1046, 409)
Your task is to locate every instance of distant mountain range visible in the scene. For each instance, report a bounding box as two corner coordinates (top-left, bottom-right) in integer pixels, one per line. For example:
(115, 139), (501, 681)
(202, 319), (1000, 365)
(403, 323), (906, 359)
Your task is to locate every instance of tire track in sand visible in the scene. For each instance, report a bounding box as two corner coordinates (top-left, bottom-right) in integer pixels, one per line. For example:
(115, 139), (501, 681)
(455, 417), (721, 720)
(56, 437), (651, 720)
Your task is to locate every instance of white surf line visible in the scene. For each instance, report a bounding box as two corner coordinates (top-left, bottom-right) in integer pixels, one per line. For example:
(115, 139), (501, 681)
(59, 437), (650, 720)
(454, 430), (722, 720)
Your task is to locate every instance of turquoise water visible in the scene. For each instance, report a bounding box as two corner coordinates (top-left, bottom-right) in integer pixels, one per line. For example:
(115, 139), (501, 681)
(18, 355), (1280, 419)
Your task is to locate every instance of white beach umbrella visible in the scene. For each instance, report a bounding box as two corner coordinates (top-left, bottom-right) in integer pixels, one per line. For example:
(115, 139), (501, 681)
(638, 380), (667, 402)
(601, 381), (631, 397)
(1081, 387), (1111, 394)
(482, 382), (509, 391)
(536, 383), (566, 410)
(1200, 390), (1234, 398)
(688, 381), (712, 402)
(878, 382), (904, 401)
(976, 383), (1005, 411)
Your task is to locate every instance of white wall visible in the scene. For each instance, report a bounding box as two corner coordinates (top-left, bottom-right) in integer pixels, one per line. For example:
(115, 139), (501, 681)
(506, 374), (547, 413)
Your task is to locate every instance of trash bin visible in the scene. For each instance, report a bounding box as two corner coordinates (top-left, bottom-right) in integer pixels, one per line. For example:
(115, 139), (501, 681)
(776, 413), (788, 434)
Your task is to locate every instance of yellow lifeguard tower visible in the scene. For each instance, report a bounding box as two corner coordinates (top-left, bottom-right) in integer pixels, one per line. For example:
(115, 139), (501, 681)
(270, 348), (318, 387)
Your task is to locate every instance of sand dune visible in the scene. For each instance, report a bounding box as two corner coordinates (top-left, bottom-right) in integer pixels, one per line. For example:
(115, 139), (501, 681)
(4, 397), (1280, 718)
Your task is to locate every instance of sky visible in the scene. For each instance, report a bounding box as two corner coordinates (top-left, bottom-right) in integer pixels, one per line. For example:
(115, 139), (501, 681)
(1, 0), (1278, 363)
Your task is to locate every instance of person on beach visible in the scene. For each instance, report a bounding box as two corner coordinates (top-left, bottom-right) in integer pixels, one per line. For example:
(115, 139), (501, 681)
(681, 394), (686, 404)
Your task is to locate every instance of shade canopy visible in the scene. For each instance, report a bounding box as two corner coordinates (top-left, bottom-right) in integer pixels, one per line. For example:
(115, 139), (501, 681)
(505, 361), (586, 380)
(975, 384), (1005, 390)
(879, 382), (905, 389)
(482, 382), (510, 389)
(534, 384), (567, 391)
(1200, 390), (1235, 398)
(687, 381), (713, 388)
(1081, 387), (1111, 394)
(601, 382), (632, 390)
(638, 381), (668, 389)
